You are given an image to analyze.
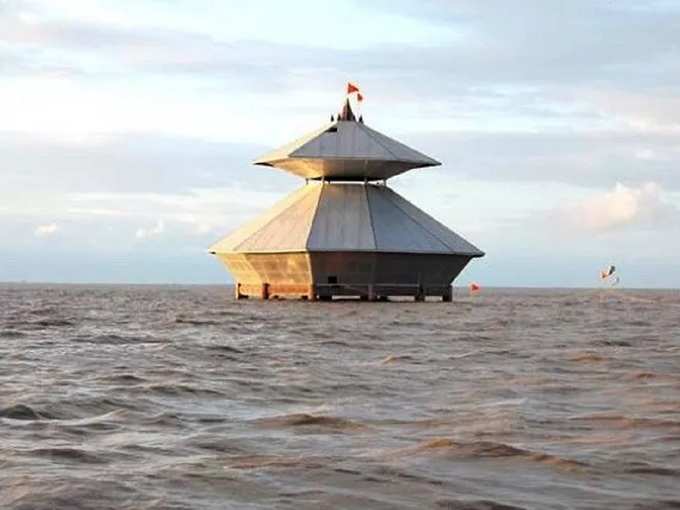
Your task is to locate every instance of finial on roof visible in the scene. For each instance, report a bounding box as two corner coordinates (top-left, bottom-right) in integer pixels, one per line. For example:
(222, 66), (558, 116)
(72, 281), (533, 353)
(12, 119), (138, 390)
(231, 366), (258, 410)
(339, 98), (356, 121)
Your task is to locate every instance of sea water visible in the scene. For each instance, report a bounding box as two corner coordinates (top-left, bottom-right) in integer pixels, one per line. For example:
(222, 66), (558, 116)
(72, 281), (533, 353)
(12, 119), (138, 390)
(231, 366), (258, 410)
(1, 284), (679, 509)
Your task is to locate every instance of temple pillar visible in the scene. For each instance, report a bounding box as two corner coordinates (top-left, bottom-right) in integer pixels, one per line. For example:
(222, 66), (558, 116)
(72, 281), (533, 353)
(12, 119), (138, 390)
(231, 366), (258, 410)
(442, 287), (452, 302)
(367, 284), (377, 302)
(260, 283), (270, 300)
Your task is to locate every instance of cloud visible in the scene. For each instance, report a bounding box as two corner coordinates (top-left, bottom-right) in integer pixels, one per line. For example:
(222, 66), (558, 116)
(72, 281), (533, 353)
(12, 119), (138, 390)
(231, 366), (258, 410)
(135, 219), (164, 240)
(34, 223), (59, 237)
(556, 182), (678, 232)
(408, 131), (680, 190)
(3, 0), (680, 95)
(0, 132), (290, 194)
(2, 0), (680, 287)
(585, 89), (680, 133)
(68, 185), (290, 238)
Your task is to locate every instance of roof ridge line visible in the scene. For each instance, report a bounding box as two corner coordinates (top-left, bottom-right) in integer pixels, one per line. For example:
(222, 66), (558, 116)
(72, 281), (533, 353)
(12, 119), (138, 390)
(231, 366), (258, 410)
(234, 183), (320, 251)
(386, 189), (483, 255)
(365, 184), (379, 250)
(255, 122), (335, 164)
(359, 123), (439, 164)
(357, 122), (401, 161)
(381, 187), (458, 253)
(304, 182), (326, 251)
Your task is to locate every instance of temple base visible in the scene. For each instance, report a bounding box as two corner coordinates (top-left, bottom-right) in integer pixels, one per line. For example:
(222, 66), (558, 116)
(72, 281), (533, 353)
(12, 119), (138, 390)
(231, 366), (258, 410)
(233, 282), (454, 302)
(222, 251), (477, 303)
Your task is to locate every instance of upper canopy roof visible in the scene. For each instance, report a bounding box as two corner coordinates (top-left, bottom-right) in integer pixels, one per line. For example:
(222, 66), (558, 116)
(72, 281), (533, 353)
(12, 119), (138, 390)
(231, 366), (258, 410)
(253, 99), (440, 182)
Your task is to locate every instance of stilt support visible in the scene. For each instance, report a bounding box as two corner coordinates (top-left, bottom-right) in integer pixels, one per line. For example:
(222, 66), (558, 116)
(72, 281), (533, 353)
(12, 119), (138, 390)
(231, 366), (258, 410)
(442, 287), (452, 302)
(367, 284), (377, 302)
(307, 284), (317, 301)
(234, 282), (244, 300)
(260, 283), (270, 300)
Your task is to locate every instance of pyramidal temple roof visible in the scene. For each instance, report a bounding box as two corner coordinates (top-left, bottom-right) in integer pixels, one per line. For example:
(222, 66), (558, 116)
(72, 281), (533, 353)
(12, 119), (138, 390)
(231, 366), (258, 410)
(253, 118), (440, 182)
(209, 183), (483, 256)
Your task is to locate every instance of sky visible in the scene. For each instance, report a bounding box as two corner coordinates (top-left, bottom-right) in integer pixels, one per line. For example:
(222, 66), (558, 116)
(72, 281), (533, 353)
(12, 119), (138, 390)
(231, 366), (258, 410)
(1, 0), (679, 287)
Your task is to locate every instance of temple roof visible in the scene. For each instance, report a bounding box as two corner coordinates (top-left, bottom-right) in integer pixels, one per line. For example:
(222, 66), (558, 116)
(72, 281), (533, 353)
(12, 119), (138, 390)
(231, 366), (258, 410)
(253, 119), (440, 182)
(209, 183), (483, 256)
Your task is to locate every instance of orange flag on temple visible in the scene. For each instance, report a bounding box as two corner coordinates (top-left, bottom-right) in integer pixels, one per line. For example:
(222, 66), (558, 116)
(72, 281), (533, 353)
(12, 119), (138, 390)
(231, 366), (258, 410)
(347, 82), (360, 94)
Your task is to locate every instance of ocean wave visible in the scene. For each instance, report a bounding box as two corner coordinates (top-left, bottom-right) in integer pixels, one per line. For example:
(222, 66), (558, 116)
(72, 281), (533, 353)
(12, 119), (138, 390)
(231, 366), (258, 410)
(224, 454), (327, 470)
(204, 344), (244, 354)
(174, 317), (222, 326)
(94, 373), (148, 385)
(35, 319), (75, 327)
(380, 354), (416, 364)
(568, 352), (607, 363)
(626, 371), (680, 384)
(140, 412), (186, 427)
(140, 383), (225, 398)
(568, 414), (680, 430)
(40, 396), (143, 420)
(624, 462), (679, 477)
(28, 447), (107, 464)
(435, 499), (527, 510)
(70, 334), (164, 345)
(386, 438), (587, 471)
(0, 403), (57, 421)
(0, 329), (27, 338)
(318, 340), (352, 347)
(253, 413), (368, 431)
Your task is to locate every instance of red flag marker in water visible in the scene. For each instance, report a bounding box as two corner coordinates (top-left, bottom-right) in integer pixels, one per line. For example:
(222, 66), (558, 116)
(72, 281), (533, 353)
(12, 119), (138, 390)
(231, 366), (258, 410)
(469, 282), (481, 294)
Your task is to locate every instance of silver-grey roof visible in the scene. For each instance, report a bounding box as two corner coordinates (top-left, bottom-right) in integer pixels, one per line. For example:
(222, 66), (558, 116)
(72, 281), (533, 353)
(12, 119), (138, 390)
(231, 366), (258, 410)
(253, 120), (440, 181)
(209, 183), (483, 256)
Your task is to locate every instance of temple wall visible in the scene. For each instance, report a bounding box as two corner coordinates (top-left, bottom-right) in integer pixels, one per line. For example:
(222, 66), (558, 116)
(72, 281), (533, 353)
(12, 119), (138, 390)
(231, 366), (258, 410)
(216, 253), (312, 285)
(310, 252), (470, 295)
(218, 251), (472, 299)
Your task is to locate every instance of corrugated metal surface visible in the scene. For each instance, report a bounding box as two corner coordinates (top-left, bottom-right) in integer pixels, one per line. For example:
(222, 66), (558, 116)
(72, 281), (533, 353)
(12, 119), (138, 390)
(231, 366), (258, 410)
(233, 184), (321, 252)
(292, 122), (393, 160)
(253, 121), (440, 181)
(252, 123), (333, 165)
(383, 187), (485, 256)
(307, 184), (375, 251)
(209, 183), (321, 253)
(359, 124), (439, 164)
(211, 183), (482, 256)
(366, 186), (452, 253)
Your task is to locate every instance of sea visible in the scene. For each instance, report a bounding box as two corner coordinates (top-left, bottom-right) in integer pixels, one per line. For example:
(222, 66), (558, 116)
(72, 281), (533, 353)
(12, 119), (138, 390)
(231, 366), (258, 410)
(1, 284), (679, 510)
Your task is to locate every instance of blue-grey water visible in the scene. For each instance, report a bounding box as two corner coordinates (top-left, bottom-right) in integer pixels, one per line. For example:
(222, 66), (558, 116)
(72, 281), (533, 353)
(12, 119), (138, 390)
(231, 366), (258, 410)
(1, 284), (679, 509)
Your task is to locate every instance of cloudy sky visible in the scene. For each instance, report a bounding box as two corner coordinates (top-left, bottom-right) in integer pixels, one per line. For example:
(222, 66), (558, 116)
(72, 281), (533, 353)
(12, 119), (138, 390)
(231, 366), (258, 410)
(1, 0), (679, 287)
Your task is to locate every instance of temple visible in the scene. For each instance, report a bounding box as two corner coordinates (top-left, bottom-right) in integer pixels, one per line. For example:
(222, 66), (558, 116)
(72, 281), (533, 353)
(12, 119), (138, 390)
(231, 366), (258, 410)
(209, 86), (484, 301)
